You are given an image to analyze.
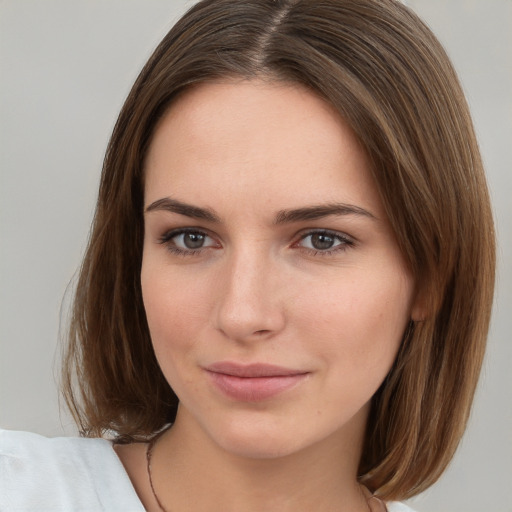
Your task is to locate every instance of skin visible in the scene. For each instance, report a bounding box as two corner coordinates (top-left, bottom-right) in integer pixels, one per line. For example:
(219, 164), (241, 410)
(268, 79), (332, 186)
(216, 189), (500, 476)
(116, 79), (422, 512)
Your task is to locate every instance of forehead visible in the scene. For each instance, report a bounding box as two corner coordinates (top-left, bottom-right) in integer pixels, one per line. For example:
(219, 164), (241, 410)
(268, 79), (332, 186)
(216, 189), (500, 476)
(144, 79), (383, 219)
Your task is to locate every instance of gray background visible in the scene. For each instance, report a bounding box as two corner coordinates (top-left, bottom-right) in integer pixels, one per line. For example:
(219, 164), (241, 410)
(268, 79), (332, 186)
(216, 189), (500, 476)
(0, 1), (510, 511)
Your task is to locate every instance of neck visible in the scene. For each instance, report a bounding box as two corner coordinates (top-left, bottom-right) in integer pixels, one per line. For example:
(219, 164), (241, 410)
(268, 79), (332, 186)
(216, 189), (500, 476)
(149, 407), (369, 512)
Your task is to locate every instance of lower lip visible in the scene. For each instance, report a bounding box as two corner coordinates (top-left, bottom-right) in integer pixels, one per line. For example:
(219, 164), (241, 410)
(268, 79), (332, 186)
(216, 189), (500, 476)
(206, 372), (308, 402)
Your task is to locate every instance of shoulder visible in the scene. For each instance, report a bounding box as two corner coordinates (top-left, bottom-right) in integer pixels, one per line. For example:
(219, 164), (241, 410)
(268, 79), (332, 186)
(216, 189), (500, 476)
(387, 502), (417, 512)
(0, 429), (144, 511)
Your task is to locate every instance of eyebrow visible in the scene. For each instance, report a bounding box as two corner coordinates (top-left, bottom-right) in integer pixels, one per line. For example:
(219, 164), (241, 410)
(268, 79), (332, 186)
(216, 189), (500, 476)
(145, 198), (221, 222)
(274, 203), (377, 224)
(145, 197), (376, 224)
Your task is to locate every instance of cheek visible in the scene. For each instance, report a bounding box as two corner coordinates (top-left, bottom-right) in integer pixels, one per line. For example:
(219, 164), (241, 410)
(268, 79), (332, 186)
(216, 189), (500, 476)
(293, 268), (413, 379)
(141, 260), (211, 357)
(141, 261), (216, 403)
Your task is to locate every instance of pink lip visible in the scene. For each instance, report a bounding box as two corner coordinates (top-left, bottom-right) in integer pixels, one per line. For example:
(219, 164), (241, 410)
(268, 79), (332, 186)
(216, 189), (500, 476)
(204, 362), (309, 402)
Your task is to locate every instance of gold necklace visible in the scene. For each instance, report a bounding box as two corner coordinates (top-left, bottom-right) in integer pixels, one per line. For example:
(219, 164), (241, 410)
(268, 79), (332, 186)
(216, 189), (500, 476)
(146, 433), (386, 512)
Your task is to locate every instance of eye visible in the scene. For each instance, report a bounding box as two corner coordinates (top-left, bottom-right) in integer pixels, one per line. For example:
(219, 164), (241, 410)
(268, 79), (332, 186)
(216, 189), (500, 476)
(159, 228), (219, 255)
(295, 230), (354, 254)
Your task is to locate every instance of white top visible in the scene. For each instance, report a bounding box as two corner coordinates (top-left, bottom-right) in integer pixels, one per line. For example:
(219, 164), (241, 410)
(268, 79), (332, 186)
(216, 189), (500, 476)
(0, 429), (415, 511)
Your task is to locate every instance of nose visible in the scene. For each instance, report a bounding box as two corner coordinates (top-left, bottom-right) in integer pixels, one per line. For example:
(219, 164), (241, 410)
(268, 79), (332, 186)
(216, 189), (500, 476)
(214, 249), (286, 343)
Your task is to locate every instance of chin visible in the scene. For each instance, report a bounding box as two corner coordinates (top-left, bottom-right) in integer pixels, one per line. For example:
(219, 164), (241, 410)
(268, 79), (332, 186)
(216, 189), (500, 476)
(199, 411), (346, 462)
(216, 430), (307, 460)
(191, 409), (299, 459)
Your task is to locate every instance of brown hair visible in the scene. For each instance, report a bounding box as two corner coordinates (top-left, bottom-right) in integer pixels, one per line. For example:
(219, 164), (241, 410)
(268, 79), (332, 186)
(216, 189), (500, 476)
(63, 0), (495, 500)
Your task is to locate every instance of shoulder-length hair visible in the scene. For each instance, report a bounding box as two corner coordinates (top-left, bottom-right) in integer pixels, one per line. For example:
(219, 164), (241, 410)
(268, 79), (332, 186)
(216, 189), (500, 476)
(63, 0), (495, 500)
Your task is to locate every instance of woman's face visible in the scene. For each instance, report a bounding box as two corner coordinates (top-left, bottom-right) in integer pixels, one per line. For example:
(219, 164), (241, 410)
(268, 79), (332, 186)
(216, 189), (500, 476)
(142, 80), (419, 459)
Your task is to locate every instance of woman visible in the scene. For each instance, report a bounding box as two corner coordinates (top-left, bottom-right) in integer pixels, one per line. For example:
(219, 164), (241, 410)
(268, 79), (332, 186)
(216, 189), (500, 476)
(0, 0), (495, 511)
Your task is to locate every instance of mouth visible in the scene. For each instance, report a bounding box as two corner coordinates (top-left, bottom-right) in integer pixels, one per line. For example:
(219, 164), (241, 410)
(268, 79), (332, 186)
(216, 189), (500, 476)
(204, 362), (310, 402)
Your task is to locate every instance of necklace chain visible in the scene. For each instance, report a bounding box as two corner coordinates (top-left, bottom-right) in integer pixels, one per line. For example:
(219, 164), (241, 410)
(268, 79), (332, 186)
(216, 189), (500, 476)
(146, 432), (386, 512)
(146, 430), (171, 512)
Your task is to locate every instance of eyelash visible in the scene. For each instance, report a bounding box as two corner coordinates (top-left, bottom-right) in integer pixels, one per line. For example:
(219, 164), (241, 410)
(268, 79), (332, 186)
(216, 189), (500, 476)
(158, 228), (355, 257)
(158, 228), (216, 257)
(294, 229), (355, 256)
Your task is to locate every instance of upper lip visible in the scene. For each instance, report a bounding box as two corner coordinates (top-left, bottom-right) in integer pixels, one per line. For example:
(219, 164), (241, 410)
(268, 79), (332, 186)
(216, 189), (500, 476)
(205, 362), (308, 378)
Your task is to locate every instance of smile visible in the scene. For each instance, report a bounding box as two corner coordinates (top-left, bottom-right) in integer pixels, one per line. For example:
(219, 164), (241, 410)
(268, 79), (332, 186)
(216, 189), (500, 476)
(204, 362), (310, 402)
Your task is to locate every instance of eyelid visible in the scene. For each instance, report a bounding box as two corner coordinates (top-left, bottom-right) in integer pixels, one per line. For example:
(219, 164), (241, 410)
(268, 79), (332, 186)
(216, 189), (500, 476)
(156, 226), (355, 258)
(159, 227), (214, 241)
(295, 227), (354, 241)
(292, 228), (355, 253)
(158, 227), (221, 254)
